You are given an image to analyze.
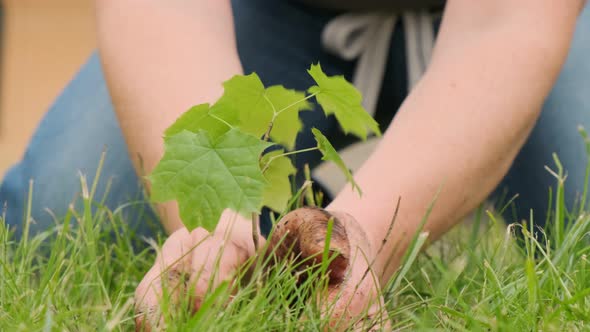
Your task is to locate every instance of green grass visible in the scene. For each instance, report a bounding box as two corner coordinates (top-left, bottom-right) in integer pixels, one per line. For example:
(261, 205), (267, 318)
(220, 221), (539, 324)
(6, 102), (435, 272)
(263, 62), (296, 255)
(1, 158), (590, 331)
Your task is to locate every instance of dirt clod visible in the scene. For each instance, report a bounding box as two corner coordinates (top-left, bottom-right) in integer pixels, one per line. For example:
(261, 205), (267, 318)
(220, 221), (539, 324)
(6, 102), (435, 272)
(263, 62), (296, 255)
(267, 207), (351, 284)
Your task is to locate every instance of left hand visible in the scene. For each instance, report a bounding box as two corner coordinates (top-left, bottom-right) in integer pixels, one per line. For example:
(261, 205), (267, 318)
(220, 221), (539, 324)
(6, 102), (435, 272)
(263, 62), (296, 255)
(267, 207), (390, 331)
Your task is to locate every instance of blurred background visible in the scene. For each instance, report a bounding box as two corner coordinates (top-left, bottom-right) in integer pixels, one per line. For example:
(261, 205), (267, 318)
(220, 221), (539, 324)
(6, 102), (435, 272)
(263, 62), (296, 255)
(0, 0), (95, 177)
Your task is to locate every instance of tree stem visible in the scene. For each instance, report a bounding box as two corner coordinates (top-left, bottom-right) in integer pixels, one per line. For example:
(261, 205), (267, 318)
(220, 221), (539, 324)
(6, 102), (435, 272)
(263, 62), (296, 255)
(251, 212), (260, 252)
(210, 113), (234, 129)
(261, 147), (319, 173)
(274, 91), (319, 116)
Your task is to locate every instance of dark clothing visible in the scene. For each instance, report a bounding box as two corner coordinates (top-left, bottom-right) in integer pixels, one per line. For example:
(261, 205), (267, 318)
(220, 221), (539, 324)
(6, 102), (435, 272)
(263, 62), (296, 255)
(295, 0), (445, 11)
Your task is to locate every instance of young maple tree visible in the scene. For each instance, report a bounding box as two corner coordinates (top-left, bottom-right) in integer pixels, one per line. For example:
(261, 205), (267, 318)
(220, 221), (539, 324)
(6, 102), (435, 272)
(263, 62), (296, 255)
(148, 64), (381, 232)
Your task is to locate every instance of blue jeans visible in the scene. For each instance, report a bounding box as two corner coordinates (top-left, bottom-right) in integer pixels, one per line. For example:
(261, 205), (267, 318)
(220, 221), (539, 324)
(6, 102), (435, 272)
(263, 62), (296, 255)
(1, 0), (589, 238)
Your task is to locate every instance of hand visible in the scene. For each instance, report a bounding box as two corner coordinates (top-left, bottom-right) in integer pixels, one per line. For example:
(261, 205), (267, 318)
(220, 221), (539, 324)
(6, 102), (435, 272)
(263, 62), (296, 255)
(135, 207), (389, 331)
(328, 210), (389, 331)
(267, 208), (390, 331)
(134, 211), (263, 331)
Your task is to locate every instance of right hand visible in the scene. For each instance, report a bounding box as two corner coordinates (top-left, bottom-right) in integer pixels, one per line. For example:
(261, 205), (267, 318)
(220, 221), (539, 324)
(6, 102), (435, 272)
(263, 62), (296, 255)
(134, 211), (263, 331)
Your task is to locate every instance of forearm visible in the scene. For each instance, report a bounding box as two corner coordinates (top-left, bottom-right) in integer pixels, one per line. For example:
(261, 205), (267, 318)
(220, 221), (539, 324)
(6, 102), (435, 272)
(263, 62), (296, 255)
(94, 0), (242, 232)
(329, 0), (584, 281)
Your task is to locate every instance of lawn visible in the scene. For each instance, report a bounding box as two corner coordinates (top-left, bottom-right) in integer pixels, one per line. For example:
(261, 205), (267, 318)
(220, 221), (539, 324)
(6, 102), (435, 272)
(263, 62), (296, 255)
(1, 160), (589, 331)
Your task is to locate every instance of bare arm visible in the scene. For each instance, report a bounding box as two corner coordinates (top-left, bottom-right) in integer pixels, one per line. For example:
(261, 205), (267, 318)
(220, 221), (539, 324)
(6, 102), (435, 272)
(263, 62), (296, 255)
(96, 0), (583, 277)
(94, 0), (243, 233)
(328, 0), (586, 281)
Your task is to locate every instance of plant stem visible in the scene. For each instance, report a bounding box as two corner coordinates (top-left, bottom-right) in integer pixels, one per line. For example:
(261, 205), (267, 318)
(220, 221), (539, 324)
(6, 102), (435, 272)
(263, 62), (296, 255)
(278, 147), (319, 158)
(251, 212), (260, 252)
(261, 91), (318, 143)
(303, 164), (316, 207)
(210, 113), (234, 129)
(262, 120), (274, 142)
(261, 147), (319, 173)
(261, 95), (279, 142)
(274, 91), (319, 116)
(263, 94), (278, 114)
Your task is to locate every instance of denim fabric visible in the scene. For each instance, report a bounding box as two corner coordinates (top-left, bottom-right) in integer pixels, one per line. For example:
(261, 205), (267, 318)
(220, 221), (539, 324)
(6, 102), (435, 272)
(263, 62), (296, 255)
(496, 5), (590, 224)
(0, 54), (158, 238)
(0, 0), (588, 238)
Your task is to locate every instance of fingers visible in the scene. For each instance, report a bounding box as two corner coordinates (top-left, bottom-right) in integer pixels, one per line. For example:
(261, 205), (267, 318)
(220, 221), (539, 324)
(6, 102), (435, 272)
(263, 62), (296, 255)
(326, 211), (390, 331)
(188, 233), (247, 311)
(135, 228), (196, 330)
(323, 282), (390, 331)
(135, 222), (258, 331)
(134, 227), (212, 331)
(323, 252), (387, 332)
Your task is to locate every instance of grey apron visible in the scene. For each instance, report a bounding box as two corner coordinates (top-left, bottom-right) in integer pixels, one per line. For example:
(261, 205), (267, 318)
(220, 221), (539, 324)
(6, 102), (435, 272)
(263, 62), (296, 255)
(304, 0), (444, 194)
(296, 0), (444, 11)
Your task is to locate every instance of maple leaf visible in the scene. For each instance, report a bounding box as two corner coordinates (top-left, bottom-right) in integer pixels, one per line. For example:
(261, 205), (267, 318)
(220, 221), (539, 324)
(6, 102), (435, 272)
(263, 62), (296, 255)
(149, 128), (272, 231)
(165, 103), (233, 139)
(210, 73), (271, 137)
(312, 128), (361, 195)
(308, 64), (381, 140)
(210, 74), (310, 148)
(265, 86), (312, 149)
(260, 150), (297, 212)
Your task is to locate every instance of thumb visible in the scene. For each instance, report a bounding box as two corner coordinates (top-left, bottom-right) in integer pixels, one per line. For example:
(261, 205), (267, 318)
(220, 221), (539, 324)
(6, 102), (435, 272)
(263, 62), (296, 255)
(322, 244), (387, 332)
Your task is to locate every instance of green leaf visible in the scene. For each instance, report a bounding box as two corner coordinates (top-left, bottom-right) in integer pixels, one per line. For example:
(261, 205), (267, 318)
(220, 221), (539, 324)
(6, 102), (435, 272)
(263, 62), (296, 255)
(312, 128), (361, 195)
(149, 129), (272, 231)
(210, 73), (271, 137)
(165, 103), (233, 138)
(265, 86), (312, 149)
(260, 150), (296, 212)
(210, 74), (310, 148)
(308, 64), (381, 140)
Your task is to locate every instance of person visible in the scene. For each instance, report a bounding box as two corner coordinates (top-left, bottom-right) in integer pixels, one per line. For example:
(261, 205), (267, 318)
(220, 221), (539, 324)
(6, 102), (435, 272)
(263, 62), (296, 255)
(1, 0), (588, 328)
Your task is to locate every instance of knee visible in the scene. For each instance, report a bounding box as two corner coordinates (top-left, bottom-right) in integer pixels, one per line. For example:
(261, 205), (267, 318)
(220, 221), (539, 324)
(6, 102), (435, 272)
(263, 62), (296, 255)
(0, 52), (153, 236)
